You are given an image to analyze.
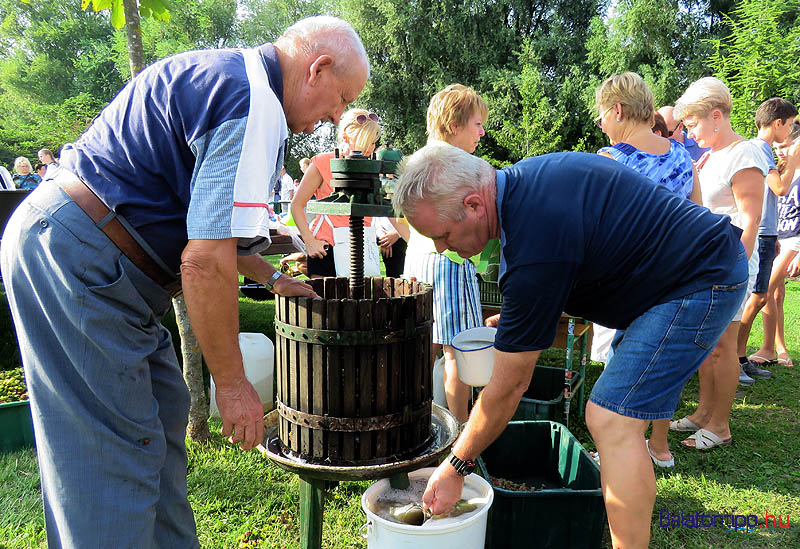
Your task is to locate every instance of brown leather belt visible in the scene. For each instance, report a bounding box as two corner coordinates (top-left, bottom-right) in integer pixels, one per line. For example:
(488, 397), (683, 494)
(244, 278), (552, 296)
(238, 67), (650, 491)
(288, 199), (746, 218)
(59, 178), (182, 297)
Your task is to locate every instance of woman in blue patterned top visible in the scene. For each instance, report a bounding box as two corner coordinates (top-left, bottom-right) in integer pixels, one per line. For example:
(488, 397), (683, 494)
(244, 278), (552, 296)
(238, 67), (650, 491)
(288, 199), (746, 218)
(595, 72), (701, 203)
(593, 72), (702, 470)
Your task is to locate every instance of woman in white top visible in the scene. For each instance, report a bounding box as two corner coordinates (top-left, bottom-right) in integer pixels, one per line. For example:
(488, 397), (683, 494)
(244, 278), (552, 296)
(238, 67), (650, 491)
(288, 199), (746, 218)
(670, 77), (768, 449)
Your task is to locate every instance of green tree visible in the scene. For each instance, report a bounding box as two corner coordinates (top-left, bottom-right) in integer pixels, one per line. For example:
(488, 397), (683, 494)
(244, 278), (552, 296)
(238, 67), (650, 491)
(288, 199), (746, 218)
(0, 0), (123, 103)
(708, 0), (800, 136)
(340, 0), (602, 162)
(82, 0), (170, 78)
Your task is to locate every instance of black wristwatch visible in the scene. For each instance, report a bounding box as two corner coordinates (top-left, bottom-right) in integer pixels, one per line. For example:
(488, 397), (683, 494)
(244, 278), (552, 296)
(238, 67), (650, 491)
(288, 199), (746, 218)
(264, 270), (282, 291)
(448, 452), (475, 476)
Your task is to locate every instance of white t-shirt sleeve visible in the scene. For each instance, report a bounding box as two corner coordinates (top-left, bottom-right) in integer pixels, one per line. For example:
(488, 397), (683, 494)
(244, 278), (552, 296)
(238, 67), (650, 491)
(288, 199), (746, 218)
(724, 141), (770, 181)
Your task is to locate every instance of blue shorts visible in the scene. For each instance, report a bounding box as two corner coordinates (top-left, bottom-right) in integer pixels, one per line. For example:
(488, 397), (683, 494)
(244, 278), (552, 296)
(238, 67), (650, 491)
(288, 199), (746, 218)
(589, 249), (748, 420)
(753, 235), (778, 293)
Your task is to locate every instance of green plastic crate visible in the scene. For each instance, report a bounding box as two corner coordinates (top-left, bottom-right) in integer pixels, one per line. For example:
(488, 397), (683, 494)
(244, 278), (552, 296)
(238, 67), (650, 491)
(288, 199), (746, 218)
(511, 366), (583, 424)
(477, 421), (605, 548)
(478, 279), (502, 307)
(0, 400), (35, 452)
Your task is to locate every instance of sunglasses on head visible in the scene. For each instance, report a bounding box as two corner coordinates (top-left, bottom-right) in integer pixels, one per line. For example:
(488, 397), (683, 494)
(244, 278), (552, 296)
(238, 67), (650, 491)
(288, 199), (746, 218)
(356, 112), (380, 124)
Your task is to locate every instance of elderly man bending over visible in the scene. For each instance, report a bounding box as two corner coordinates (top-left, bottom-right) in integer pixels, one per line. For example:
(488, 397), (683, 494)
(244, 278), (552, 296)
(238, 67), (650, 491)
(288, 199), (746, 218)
(1, 16), (368, 548)
(393, 144), (748, 549)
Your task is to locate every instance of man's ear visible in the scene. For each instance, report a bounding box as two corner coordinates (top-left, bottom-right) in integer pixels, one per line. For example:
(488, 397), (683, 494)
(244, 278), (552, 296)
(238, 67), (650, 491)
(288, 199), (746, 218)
(308, 55), (335, 86)
(463, 193), (484, 215)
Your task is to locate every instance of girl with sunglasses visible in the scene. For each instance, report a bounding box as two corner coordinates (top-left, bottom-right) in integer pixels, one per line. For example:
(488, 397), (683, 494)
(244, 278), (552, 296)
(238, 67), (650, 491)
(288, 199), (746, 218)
(291, 108), (382, 277)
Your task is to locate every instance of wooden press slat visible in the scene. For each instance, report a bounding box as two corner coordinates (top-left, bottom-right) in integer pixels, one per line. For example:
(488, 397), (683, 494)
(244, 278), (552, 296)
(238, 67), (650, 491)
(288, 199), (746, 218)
(358, 299), (374, 461)
(388, 295), (402, 452)
(373, 297), (388, 458)
(401, 295), (416, 448)
(393, 278), (404, 298)
(298, 296), (311, 456)
(275, 296), (284, 445)
(383, 277), (393, 299)
(336, 277), (348, 299)
(311, 298), (325, 458)
(325, 298), (340, 459)
(324, 277), (335, 300)
(341, 298), (357, 461)
(414, 287), (427, 444)
(280, 295), (291, 447)
(288, 297), (299, 454)
(372, 277), (385, 299)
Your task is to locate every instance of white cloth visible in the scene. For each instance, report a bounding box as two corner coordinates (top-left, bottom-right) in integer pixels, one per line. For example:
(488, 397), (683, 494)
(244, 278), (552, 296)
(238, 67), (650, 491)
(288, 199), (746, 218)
(591, 323), (615, 364)
(779, 235), (800, 253)
(373, 216), (396, 239)
(279, 172), (294, 201)
(699, 140), (769, 229)
(229, 47), (287, 244)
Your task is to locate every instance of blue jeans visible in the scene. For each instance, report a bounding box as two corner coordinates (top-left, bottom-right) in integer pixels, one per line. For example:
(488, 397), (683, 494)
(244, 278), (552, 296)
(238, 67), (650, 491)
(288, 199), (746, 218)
(1, 181), (198, 548)
(590, 248), (748, 420)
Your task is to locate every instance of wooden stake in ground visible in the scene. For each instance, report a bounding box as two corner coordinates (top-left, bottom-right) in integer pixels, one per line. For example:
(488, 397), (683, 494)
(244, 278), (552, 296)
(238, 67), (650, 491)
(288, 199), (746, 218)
(173, 294), (211, 442)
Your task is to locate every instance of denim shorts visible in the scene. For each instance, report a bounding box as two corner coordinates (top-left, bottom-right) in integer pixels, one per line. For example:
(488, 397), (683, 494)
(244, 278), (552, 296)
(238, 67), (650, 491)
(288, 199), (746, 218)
(589, 249), (748, 420)
(753, 235), (778, 293)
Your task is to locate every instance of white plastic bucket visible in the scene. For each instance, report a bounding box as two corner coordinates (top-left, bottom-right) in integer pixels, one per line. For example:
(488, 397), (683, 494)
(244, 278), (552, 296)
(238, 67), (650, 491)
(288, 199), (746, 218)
(209, 333), (274, 417)
(451, 327), (497, 386)
(432, 355), (447, 409)
(361, 467), (493, 549)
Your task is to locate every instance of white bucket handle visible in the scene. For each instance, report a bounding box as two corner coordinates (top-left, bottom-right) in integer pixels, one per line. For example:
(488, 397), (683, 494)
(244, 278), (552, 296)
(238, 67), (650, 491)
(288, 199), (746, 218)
(360, 520), (373, 539)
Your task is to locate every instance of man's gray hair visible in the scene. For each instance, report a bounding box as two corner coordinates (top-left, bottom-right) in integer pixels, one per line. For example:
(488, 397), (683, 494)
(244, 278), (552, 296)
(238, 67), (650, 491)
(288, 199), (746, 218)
(393, 143), (494, 221)
(275, 16), (369, 79)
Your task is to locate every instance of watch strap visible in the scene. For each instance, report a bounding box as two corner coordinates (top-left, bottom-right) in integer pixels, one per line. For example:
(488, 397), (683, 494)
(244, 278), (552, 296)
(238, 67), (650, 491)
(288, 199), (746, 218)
(448, 452), (475, 476)
(264, 270), (282, 291)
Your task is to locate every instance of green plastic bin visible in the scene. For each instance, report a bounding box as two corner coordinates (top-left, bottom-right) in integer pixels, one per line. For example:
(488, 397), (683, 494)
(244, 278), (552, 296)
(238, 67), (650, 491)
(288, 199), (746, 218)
(511, 366), (583, 424)
(477, 279), (502, 307)
(0, 400), (35, 452)
(477, 421), (605, 548)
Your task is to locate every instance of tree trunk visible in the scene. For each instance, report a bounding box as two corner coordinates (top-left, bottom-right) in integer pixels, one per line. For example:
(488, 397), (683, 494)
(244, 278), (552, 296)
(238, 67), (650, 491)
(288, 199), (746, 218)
(123, 0), (145, 78)
(173, 294), (211, 443)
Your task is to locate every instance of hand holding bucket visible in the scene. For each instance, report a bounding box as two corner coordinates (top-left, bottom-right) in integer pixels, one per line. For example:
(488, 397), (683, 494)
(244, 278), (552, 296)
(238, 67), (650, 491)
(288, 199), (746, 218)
(451, 327), (497, 387)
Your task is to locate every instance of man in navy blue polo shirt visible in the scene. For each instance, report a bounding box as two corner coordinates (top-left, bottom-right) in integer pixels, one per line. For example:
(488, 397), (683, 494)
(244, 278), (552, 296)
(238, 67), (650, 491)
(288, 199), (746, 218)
(393, 144), (748, 549)
(1, 16), (369, 547)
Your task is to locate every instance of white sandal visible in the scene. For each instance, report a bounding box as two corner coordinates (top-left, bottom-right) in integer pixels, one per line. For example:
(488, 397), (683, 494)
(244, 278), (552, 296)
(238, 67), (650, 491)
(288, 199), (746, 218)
(682, 428), (732, 450)
(669, 416), (700, 432)
(646, 439), (674, 468)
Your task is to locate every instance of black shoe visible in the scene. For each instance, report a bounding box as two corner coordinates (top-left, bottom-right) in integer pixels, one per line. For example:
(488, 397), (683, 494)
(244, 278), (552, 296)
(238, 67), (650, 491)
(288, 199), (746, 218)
(743, 360), (772, 379)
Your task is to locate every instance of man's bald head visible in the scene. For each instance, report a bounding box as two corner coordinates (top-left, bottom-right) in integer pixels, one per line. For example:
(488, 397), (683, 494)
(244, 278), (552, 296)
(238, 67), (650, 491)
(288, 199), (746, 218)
(657, 105), (683, 141)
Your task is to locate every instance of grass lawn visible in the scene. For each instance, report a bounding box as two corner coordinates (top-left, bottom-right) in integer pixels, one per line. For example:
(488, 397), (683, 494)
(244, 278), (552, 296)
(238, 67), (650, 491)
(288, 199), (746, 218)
(1, 279), (798, 548)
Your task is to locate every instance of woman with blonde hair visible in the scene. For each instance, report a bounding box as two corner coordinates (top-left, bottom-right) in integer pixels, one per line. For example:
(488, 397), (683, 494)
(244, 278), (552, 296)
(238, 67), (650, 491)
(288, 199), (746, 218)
(403, 84), (488, 423)
(669, 77), (768, 449)
(594, 72), (701, 469)
(595, 72), (700, 201)
(12, 156), (42, 190)
(291, 108), (382, 277)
